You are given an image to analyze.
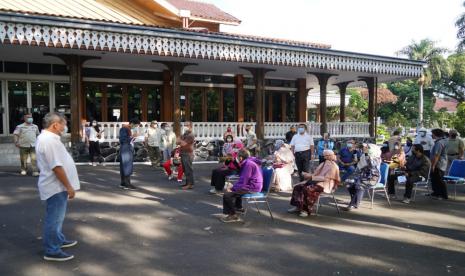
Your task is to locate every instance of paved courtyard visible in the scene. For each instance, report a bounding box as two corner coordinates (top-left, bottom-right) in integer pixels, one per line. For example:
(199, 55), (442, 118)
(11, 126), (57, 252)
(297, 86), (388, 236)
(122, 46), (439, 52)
(0, 164), (464, 276)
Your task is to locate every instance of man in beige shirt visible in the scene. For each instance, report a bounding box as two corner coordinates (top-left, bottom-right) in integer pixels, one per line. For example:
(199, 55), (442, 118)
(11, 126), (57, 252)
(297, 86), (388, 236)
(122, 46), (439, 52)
(14, 113), (40, 176)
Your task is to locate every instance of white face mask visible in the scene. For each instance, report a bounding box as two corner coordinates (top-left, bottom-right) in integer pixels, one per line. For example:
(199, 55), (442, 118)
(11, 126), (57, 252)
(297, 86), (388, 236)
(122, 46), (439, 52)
(92, 122), (97, 126)
(61, 125), (68, 136)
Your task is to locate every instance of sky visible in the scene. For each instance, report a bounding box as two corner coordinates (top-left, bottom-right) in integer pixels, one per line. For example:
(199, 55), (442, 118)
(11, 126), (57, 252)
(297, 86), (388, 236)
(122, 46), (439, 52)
(209, 0), (462, 57)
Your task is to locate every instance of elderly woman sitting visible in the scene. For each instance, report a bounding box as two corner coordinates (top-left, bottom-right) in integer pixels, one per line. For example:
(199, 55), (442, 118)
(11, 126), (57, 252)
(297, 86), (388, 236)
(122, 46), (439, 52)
(288, 150), (340, 217)
(209, 140), (243, 194)
(271, 139), (295, 192)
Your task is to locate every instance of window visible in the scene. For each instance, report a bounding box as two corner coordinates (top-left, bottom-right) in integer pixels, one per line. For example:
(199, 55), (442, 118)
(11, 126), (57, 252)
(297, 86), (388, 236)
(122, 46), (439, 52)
(286, 92), (296, 122)
(8, 81), (28, 133)
(31, 82), (50, 130)
(127, 85), (143, 121)
(271, 93), (282, 122)
(244, 89), (256, 122)
(223, 88), (235, 122)
(85, 83), (103, 121)
(55, 83), (71, 128)
(147, 86), (162, 121)
(189, 87), (203, 122)
(106, 84), (123, 122)
(206, 88), (219, 122)
(4, 62), (27, 74)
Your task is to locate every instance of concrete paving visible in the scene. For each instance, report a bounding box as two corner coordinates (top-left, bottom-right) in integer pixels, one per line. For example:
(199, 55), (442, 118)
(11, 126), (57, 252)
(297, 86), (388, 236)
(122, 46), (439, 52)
(0, 164), (464, 276)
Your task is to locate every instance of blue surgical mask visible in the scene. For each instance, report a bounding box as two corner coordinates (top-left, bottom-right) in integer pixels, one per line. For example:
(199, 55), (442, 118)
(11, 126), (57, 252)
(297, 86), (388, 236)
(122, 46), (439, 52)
(26, 118), (33, 124)
(298, 128), (305, 134)
(61, 126), (68, 136)
(347, 143), (353, 148)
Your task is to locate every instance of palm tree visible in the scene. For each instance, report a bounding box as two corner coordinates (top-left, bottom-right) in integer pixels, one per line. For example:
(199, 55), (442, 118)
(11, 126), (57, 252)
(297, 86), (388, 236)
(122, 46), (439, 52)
(457, 1), (465, 51)
(396, 39), (449, 127)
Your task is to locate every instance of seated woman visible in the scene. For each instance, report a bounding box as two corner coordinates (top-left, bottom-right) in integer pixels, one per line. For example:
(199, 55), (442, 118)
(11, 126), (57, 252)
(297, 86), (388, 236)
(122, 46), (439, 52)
(345, 144), (382, 210)
(162, 146), (184, 183)
(209, 139), (242, 194)
(271, 140), (295, 192)
(288, 150), (340, 217)
(387, 141), (407, 199)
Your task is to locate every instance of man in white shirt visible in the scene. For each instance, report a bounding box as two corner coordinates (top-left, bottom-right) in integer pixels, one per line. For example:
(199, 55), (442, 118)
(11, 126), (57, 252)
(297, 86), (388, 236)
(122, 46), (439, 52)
(145, 120), (162, 167)
(414, 128), (434, 157)
(290, 123), (315, 181)
(35, 112), (80, 262)
(13, 113), (40, 176)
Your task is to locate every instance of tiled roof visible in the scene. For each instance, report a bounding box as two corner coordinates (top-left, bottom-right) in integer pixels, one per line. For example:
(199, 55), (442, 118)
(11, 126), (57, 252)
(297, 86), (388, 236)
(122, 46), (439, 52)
(434, 97), (458, 112)
(166, 0), (240, 24)
(219, 32), (330, 49)
(359, 87), (398, 104)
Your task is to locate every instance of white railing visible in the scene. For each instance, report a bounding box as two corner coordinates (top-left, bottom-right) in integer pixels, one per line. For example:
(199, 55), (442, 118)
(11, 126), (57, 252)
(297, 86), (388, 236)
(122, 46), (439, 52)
(327, 122), (370, 138)
(264, 122), (320, 139)
(94, 121), (370, 142)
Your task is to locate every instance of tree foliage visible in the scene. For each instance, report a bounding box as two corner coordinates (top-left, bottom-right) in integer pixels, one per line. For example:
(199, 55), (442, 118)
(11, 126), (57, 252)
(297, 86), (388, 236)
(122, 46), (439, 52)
(452, 103), (465, 136)
(456, 1), (465, 51)
(378, 80), (435, 127)
(431, 53), (465, 102)
(346, 88), (368, 122)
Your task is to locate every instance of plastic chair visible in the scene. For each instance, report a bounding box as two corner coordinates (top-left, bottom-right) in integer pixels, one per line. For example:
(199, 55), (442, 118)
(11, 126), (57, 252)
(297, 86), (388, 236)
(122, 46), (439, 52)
(315, 187), (341, 215)
(412, 164), (431, 202)
(367, 162), (391, 208)
(241, 166), (275, 221)
(444, 160), (465, 199)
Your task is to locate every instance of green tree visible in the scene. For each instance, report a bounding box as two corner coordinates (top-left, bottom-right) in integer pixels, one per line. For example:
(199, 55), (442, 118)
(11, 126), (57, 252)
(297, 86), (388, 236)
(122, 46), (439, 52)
(386, 112), (408, 128)
(346, 88), (368, 122)
(456, 1), (465, 51)
(432, 53), (465, 102)
(378, 80), (435, 127)
(452, 103), (465, 135)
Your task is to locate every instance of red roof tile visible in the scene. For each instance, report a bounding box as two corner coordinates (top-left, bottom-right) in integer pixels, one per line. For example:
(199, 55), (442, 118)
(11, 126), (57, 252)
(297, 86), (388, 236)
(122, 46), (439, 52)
(166, 0), (241, 24)
(433, 97), (458, 112)
(359, 88), (398, 104)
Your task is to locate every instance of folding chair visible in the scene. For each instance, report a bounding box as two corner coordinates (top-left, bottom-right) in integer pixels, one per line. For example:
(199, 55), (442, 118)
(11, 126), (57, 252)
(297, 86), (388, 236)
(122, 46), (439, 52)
(315, 188), (341, 215)
(242, 166), (275, 221)
(367, 162), (391, 208)
(444, 160), (465, 199)
(412, 164), (431, 202)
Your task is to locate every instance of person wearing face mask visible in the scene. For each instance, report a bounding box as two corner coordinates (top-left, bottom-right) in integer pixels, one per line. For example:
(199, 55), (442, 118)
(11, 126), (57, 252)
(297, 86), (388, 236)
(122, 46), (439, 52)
(86, 120), (104, 166)
(404, 137), (413, 157)
(35, 112), (80, 261)
(337, 139), (358, 182)
(223, 126), (235, 141)
(429, 128), (448, 200)
(244, 124), (258, 156)
(271, 139), (295, 192)
(119, 118), (139, 190)
(388, 130), (402, 152)
(209, 135), (241, 194)
(386, 142), (408, 199)
(160, 124), (177, 164)
(145, 120), (162, 167)
(290, 123), (315, 181)
(220, 149), (263, 223)
(288, 150), (340, 217)
(317, 132), (335, 164)
(414, 128), (434, 157)
(445, 129), (464, 171)
(177, 122), (195, 190)
(285, 126), (297, 144)
(14, 113), (40, 176)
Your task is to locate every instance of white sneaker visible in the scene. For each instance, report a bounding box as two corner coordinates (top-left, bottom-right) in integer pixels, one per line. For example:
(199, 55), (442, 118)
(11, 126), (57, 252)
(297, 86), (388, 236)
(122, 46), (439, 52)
(20, 170), (26, 176)
(287, 207), (299, 213)
(88, 162), (92, 165)
(92, 163), (97, 167)
(402, 198), (411, 204)
(299, 211), (309, 217)
(32, 172), (39, 177)
(209, 187), (217, 194)
(168, 175), (174, 180)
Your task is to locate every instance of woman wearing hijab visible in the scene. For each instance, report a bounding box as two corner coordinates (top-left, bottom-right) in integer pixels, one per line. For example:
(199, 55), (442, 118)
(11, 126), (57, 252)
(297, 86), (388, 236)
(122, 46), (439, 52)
(119, 118), (139, 190)
(209, 138), (242, 194)
(271, 139), (295, 192)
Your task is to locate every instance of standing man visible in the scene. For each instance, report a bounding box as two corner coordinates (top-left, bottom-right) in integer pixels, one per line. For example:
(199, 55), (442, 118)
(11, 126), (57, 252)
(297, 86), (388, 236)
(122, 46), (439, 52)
(285, 126), (297, 144)
(119, 119), (138, 190)
(35, 112), (80, 261)
(245, 125), (258, 156)
(317, 132), (335, 163)
(414, 128), (434, 157)
(178, 122), (195, 190)
(445, 129), (464, 170)
(429, 128), (448, 200)
(14, 113), (40, 176)
(145, 121), (162, 167)
(161, 124), (177, 163)
(290, 123), (314, 181)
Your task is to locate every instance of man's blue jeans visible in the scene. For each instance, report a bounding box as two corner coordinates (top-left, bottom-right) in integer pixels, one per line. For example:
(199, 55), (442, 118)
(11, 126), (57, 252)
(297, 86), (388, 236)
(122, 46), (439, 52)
(340, 165), (356, 181)
(43, 191), (68, 255)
